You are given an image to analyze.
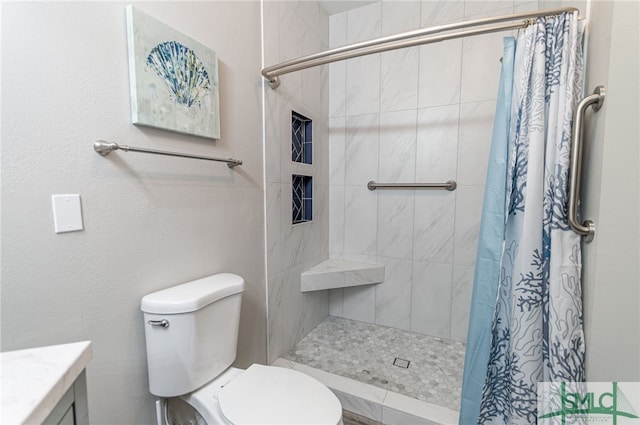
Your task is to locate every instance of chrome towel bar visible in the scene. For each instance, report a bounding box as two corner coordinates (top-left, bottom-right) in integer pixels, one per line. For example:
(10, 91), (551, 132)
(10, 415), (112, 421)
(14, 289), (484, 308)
(367, 180), (457, 191)
(93, 140), (242, 168)
(568, 86), (605, 242)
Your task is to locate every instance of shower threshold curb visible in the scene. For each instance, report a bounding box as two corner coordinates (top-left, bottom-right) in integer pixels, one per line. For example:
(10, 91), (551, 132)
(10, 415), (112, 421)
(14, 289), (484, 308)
(272, 358), (459, 425)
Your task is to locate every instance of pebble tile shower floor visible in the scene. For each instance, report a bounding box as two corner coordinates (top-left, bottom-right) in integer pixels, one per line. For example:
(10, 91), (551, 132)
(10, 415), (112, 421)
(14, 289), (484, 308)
(283, 316), (466, 411)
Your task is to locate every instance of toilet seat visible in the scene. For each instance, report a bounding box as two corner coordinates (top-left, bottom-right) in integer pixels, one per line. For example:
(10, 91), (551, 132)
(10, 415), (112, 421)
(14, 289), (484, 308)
(183, 365), (342, 425)
(218, 364), (342, 424)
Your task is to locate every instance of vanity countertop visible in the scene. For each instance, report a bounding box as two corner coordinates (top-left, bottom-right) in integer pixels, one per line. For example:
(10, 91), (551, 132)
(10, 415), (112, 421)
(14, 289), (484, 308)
(1, 341), (92, 425)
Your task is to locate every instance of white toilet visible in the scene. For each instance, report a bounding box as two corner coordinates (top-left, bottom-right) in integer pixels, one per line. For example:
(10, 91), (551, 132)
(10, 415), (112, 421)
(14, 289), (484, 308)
(141, 273), (343, 425)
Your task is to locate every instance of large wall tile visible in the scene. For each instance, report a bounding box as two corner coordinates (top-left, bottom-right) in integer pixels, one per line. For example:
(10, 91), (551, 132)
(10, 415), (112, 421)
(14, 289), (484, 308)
(416, 104), (459, 182)
(266, 183), (282, 277)
(375, 257), (412, 330)
(418, 39), (463, 108)
(420, 0), (464, 27)
(460, 33), (503, 103)
(381, 47), (419, 112)
(344, 186), (378, 256)
(539, 0), (586, 16)
(264, 90), (281, 184)
(381, 0), (421, 36)
(346, 2), (381, 43)
(457, 100), (496, 186)
(343, 2), (381, 116)
(453, 185), (484, 266)
(379, 110), (417, 183)
(316, 185), (330, 257)
(464, 2), (513, 19)
(329, 61), (346, 117)
(329, 11), (347, 48)
(346, 55), (381, 116)
(262, 1), (280, 67)
(281, 192), (306, 270)
(413, 191), (455, 263)
(302, 29), (326, 115)
(329, 288), (344, 316)
(451, 265), (474, 342)
(345, 113), (380, 186)
(268, 268), (305, 363)
(319, 65), (330, 122)
(281, 0), (302, 16)
(329, 12), (347, 116)
(278, 73), (303, 104)
(513, 1), (542, 13)
(303, 288), (329, 335)
(377, 191), (415, 259)
(329, 186), (345, 258)
(313, 116), (330, 184)
(304, 185), (329, 261)
(343, 253), (378, 264)
(329, 117), (346, 185)
(411, 261), (453, 338)
(278, 2), (302, 61)
(342, 285), (376, 323)
(301, 0), (328, 45)
(277, 3), (303, 101)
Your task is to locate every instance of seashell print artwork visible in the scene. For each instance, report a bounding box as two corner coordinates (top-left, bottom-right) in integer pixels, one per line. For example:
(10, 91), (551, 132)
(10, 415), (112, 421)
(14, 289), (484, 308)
(125, 6), (220, 139)
(146, 41), (211, 108)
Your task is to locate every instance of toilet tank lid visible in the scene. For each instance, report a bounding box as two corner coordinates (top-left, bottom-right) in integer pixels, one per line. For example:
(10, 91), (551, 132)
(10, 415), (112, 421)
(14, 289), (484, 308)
(141, 273), (244, 314)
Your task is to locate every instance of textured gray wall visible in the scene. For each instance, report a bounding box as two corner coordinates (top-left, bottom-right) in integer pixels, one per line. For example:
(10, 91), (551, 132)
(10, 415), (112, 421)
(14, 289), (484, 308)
(1, 2), (266, 424)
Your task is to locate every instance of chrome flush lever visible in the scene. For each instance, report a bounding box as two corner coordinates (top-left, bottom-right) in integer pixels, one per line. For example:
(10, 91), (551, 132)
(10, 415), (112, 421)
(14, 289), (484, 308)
(148, 319), (170, 328)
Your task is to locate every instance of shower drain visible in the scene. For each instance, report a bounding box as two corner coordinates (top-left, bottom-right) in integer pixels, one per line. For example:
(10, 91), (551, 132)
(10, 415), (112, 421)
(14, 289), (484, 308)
(393, 357), (410, 368)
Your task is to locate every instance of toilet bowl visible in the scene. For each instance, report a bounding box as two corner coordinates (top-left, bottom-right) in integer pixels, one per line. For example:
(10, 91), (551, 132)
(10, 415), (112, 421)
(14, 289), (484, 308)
(182, 365), (343, 425)
(141, 273), (342, 425)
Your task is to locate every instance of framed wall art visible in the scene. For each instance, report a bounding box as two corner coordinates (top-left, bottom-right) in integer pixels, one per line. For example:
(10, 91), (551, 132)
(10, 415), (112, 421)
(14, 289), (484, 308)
(125, 6), (220, 139)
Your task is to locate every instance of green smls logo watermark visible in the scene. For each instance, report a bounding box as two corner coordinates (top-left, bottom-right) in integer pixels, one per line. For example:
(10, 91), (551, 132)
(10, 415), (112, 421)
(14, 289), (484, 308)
(538, 382), (640, 425)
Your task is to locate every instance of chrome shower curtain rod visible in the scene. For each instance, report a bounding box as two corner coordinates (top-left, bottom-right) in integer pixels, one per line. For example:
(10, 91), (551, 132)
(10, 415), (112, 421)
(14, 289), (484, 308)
(261, 7), (578, 88)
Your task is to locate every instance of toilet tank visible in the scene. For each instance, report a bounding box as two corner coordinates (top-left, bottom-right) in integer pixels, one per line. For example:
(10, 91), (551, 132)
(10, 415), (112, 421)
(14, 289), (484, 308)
(141, 273), (244, 397)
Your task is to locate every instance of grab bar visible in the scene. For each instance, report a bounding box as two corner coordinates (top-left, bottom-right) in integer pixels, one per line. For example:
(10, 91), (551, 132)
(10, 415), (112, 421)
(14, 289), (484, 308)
(367, 180), (457, 191)
(568, 86), (605, 242)
(93, 140), (243, 168)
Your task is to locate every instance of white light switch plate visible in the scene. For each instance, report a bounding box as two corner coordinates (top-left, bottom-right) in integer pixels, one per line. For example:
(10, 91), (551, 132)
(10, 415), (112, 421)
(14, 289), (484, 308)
(52, 194), (84, 233)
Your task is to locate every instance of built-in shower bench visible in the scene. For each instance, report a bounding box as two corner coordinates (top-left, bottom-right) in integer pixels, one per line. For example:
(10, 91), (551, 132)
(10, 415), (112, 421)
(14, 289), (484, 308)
(301, 259), (384, 292)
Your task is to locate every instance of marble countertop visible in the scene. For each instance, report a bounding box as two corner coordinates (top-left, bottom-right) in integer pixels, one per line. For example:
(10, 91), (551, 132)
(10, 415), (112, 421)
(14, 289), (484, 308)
(1, 341), (92, 425)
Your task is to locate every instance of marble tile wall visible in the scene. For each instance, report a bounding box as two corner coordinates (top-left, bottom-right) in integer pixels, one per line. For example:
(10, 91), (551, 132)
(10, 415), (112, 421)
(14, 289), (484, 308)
(263, 1), (331, 363)
(328, 0), (539, 342)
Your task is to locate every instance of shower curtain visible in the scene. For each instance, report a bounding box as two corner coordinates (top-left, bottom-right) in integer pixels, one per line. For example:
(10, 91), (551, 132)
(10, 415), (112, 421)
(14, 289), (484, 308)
(460, 12), (585, 425)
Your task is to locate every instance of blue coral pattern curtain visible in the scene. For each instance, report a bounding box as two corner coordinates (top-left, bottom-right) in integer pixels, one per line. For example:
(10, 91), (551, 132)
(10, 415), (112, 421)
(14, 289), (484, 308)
(461, 11), (586, 425)
(459, 36), (515, 425)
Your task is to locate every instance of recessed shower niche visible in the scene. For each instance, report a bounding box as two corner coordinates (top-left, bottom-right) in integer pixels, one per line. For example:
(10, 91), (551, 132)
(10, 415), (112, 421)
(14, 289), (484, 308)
(291, 111), (312, 164)
(292, 174), (312, 224)
(291, 110), (313, 225)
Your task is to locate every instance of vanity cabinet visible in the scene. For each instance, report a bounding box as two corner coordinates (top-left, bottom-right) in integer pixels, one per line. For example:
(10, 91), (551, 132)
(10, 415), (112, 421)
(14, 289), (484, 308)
(1, 341), (92, 425)
(43, 371), (89, 425)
